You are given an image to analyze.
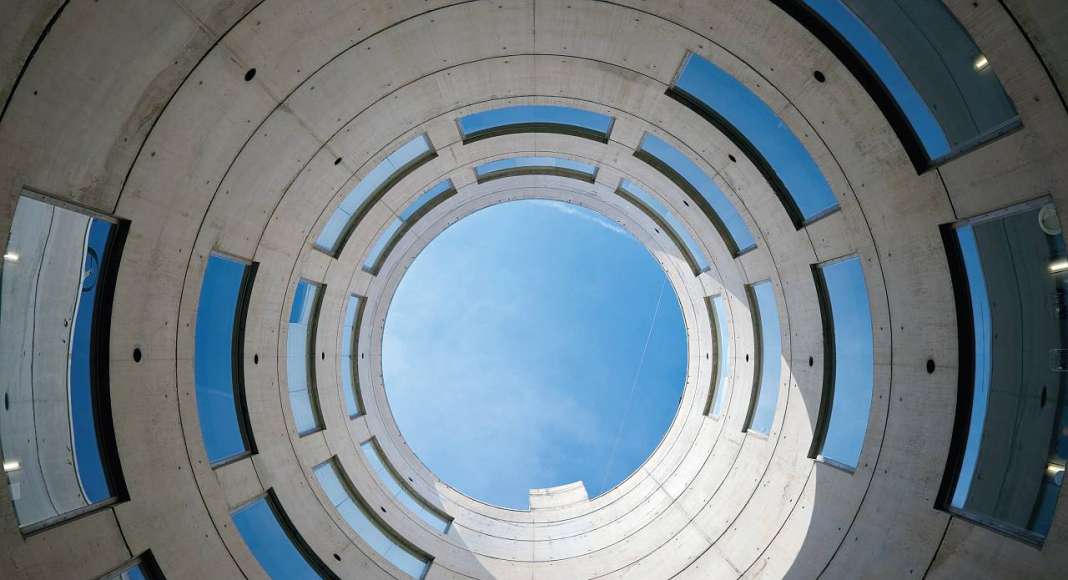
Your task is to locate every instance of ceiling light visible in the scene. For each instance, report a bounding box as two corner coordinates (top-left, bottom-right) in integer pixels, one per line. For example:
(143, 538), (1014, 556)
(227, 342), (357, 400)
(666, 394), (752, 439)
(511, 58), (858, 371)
(2, 460), (20, 472)
(2, 252), (17, 262)
(974, 54), (989, 71)
(1049, 259), (1068, 273)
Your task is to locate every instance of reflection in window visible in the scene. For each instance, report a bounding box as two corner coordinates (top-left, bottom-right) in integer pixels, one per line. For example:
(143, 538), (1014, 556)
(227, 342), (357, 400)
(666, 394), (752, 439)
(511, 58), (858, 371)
(745, 281), (782, 435)
(458, 105), (614, 143)
(669, 52), (838, 226)
(196, 253), (257, 465)
(341, 294), (364, 418)
(942, 199), (1067, 543)
(635, 133), (756, 257)
(706, 295), (731, 418)
(617, 179), (710, 275)
(361, 439), (452, 534)
(790, 0), (1019, 167)
(288, 280), (323, 435)
(232, 492), (331, 579)
(363, 179), (457, 274)
(99, 552), (163, 580)
(0, 193), (127, 530)
(316, 134), (436, 257)
(811, 256), (873, 470)
(313, 459), (431, 579)
(474, 156), (597, 184)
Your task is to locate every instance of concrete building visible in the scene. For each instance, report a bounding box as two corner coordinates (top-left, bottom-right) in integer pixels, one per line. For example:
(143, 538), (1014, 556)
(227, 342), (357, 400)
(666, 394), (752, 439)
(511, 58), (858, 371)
(1, 1), (1066, 578)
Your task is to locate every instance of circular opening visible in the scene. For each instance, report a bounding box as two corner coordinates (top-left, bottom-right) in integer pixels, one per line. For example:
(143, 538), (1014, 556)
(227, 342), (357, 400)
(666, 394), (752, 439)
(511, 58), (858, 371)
(133, 347), (142, 363)
(813, 70), (826, 83)
(926, 359), (936, 374)
(244, 68), (256, 81)
(383, 199), (687, 509)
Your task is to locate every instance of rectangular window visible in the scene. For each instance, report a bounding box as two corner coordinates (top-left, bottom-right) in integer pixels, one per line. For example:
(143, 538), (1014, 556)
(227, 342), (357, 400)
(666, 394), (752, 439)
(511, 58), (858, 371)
(232, 492), (333, 579)
(939, 198), (1067, 544)
(288, 279), (324, 435)
(196, 253), (257, 465)
(669, 52), (839, 226)
(744, 281), (782, 435)
(635, 133), (756, 257)
(474, 156), (597, 184)
(98, 552), (164, 580)
(1, 191), (129, 532)
(315, 134), (436, 257)
(362, 179), (457, 274)
(706, 295), (731, 418)
(458, 105), (614, 143)
(782, 0), (1019, 169)
(341, 294), (364, 418)
(313, 458), (431, 579)
(361, 439), (452, 534)
(810, 255), (873, 470)
(617, 179), (710, 275)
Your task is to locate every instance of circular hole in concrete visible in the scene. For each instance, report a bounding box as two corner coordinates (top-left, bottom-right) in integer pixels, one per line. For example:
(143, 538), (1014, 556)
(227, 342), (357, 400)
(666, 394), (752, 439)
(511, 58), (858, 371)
(334, 157), (342, 165)
(728, 154), (737, 163)
(333, 554), (341, 562)
(926, 359), (936, 374)
(133, 347), (142, 363)
(253, 354), (259, 365)
(746, 353), (750, 362)
(808, 356), (814, 367)
(244, 68), (256, 81)
(814, 70), (826, 83)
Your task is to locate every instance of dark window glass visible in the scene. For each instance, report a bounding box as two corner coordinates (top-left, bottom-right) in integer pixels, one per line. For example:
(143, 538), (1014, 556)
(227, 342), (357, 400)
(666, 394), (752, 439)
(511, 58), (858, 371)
(670, 52), (838, 225)
(943, 200), (1067, 543)
(196, 253), (256, 465)
(1, 193), (127, 530)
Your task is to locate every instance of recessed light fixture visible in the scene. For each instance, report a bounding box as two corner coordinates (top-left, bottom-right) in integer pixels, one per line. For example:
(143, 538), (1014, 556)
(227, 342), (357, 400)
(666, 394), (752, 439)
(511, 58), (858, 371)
(1049, 259), (1068, 273)
(2, 459), (20, 472)
(2, 252), (18, 262)
(974, 54), (989, 71)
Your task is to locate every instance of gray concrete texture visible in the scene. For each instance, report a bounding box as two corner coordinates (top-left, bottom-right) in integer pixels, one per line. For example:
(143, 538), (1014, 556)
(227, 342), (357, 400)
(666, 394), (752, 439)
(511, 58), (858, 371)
(0, 0), (1066, 578)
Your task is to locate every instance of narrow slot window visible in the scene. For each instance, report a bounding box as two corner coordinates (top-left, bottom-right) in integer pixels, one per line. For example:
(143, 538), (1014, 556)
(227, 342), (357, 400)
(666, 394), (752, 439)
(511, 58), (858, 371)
(707, 295), (731, 418)
(474, 156), (597, 184)
(288, 279), (324, 435)
(458, 105), (614, 143)
(635, 133), (756, 257)
(668, 52), (838, 226)
(810, 255), (873, 470)
(745, 281), (782, 435)
(617, 179), (710, 275)
(196, 253), (257, 465)
(313, 459), (431, 579)
(232, 492), (333, 579)
(315, 134), (436, 257)
(362, 180), (457, 274)
(361, 439), (452, 533)
(341, 294), (364, 418)
(98, 552), (164, 580)
(940, 199), (1067, 544)
(787, 0), (1019, 168)
(1, 192), (128, 531)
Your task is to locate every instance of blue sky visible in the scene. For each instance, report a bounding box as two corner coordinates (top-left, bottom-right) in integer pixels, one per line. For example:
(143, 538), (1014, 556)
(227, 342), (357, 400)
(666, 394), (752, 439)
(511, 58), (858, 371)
(382, 199), (686, 509)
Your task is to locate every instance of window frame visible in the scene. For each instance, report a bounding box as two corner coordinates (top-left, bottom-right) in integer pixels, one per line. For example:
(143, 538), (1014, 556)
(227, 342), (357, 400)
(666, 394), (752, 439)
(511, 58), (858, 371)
(341, 293), (366, 419)
(616, 179), (710, 276)
(473, 157), (598, 184)
(231, 490), (338, 579)
(457, 105), (615, 144)
(361, 437), (453, 534)
(742, 280), (782, 436)
(288, 279), (326, 437)
(362, 180), (457, 275)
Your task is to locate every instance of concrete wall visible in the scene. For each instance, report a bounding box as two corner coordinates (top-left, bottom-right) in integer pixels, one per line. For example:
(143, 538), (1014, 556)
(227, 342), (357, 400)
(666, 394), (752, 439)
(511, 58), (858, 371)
(0, 0), (1065, 578)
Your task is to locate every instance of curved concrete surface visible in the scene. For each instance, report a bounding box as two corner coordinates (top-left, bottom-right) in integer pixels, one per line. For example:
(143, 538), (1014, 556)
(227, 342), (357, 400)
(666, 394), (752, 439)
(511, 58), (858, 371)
(0, 1), (1066, 578)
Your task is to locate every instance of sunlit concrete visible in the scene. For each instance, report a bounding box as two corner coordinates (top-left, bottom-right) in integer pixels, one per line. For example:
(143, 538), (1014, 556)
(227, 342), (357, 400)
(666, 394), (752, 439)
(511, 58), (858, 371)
(0, 0), (1066, 578)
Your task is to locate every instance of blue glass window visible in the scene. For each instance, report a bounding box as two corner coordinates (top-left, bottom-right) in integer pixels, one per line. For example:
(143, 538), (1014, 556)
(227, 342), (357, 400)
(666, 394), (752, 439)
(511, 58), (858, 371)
(363, 180), (457, 274)
(232, 493), (329, 579)
(316, 134), (436, 256)
(341, 294), (364, 418)
(636, 133), (756, 257)
(313, 459), (431, 578)
(196, 253), (256, 465)
(458, 105), (614, 143)
(617, 179), (710, 275)
(361, 440), (451, 534)
(943, 200), (1067, 543)
(745, 281), (782, 435)
(792, 0), (1018, 167)
(1, 193), (127, 530)
(474, 156), (597, 183)
(288, 279), (323, 435)
(812, 256), (873, 469)
(100, 553), (162, 580)
(707, 295), (731, 418)
(670, 52), (838, 225)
